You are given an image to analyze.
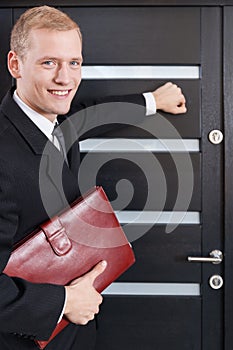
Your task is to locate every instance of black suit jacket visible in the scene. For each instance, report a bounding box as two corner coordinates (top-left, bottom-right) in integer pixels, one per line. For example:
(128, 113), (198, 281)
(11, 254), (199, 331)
(0, 89), (146, 349)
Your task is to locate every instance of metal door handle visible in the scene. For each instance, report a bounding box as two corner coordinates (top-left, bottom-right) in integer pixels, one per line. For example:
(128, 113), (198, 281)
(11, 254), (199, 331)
(187, 250), (223, 264)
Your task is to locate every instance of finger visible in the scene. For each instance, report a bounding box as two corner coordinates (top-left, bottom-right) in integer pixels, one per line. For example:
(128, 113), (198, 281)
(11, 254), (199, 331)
(79, 317), (92, 325)
(87, 313), (95, 321)
(164, 82), (173, 88)
(180, 105), (187, 113)
(83, 313), (96, 324)
(83, 312), (96, 319)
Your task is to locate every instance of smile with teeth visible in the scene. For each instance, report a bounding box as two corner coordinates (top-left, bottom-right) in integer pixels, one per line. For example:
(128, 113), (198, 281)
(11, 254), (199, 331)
(49, 90), (70, 96)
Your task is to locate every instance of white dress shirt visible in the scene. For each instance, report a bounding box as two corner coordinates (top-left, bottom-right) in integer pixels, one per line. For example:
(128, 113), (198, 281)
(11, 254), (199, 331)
(13, 91), (58, 141)
(143, 92), (157, 115)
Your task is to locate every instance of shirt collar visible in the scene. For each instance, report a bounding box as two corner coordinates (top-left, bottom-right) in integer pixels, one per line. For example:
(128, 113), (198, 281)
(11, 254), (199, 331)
(13, 90), (57, 141)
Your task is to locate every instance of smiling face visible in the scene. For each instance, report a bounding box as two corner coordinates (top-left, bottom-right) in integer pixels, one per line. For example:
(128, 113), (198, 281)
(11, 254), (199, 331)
(8, 28), (83, 121)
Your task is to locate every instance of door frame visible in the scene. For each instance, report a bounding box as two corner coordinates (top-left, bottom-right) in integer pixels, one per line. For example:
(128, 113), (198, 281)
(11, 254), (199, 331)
(223, 6), (233, 350)
(201, 7), (224, 349)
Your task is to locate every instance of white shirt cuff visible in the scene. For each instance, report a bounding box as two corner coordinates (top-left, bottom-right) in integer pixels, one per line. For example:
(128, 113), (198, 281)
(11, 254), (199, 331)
(57, 292), (67, 323)
(143, 92), (157, 116)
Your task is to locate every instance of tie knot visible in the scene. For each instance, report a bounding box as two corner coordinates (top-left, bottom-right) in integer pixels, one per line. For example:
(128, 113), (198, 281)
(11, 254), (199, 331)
(52, 122), (62, 137)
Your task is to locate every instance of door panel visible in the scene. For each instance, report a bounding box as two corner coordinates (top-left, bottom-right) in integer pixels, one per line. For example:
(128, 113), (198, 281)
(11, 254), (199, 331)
(95, 296), (201, 350)
(76, 79), (201, 138)
(68, 5), (222, 350)
(75, 6), (222, 350)
(119, 225), (202, 282)
(80, 152), (201, 210)
(64, 7), (201, 64)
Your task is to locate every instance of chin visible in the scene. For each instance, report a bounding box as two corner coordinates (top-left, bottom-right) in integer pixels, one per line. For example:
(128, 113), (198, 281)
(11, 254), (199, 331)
(56, 106), (71, 116)
(57, 110), (69, 116)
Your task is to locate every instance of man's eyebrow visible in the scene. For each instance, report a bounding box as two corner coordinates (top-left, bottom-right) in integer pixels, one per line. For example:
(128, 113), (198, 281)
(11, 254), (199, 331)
(37, 56), (83, 62)
(71, 57), (83, 62)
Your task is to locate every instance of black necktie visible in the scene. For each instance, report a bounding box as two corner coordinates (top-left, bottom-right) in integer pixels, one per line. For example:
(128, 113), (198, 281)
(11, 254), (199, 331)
(52, 123), (68, 165)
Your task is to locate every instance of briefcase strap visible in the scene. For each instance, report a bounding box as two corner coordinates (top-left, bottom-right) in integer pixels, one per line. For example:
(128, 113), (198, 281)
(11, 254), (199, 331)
(40, 217), (72, 256)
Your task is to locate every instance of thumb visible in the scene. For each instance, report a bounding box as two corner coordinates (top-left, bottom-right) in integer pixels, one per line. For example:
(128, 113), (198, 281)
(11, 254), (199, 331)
(176, 104), (187, 114)
(87, 260), (107, 283)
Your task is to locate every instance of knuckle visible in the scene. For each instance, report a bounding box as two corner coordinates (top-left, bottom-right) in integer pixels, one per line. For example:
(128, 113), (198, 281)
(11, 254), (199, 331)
(79, 318), (88, 325)
(181, 96), (186, 103)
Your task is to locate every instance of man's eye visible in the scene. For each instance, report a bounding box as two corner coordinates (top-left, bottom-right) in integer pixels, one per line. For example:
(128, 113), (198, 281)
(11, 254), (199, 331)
(70, 61), (81, 67)
(42, 61), (55, 66)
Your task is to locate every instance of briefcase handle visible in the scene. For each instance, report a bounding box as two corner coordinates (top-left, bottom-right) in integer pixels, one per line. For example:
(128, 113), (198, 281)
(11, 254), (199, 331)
(40, 217), (72, 256)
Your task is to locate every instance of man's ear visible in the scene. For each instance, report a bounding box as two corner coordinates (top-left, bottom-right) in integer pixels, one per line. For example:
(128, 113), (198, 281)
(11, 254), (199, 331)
(8, 51), (22, 79)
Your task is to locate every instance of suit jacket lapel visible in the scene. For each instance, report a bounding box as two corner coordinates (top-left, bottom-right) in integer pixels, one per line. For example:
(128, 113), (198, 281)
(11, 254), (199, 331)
(1, 90), (80, 200)
(1, 90), (49, 156)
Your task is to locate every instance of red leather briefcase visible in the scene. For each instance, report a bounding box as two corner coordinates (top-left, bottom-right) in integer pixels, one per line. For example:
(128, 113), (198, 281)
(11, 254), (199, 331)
(4, 187), (135, 349)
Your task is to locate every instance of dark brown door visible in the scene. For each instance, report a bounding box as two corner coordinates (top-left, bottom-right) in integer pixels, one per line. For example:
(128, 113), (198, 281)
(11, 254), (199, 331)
(71, 6), (224, 350)
(1, 4), (227, 350)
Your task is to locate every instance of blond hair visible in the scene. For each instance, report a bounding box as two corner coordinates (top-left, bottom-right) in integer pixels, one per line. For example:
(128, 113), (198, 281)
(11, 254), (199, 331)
(11, 6), (82, 58)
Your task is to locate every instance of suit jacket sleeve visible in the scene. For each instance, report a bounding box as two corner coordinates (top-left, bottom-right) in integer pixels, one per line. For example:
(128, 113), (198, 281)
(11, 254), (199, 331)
(68, 94), (146, 140)
(0, 158), (65, 340)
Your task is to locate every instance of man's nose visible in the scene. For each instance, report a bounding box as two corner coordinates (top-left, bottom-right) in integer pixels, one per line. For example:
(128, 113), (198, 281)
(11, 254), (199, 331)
(54, 63), (70, 84)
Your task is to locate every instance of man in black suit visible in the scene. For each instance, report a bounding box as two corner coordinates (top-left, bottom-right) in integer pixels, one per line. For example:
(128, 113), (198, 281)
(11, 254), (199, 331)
(0, 5), (187, 350)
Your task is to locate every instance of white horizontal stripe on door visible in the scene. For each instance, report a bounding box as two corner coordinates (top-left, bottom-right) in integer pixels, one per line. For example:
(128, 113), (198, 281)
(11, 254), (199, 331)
(80, 138), (200, 153)
(115, 211), (200, 225)
(103, 282), (200, 296)
(82, 65), (200, 79)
